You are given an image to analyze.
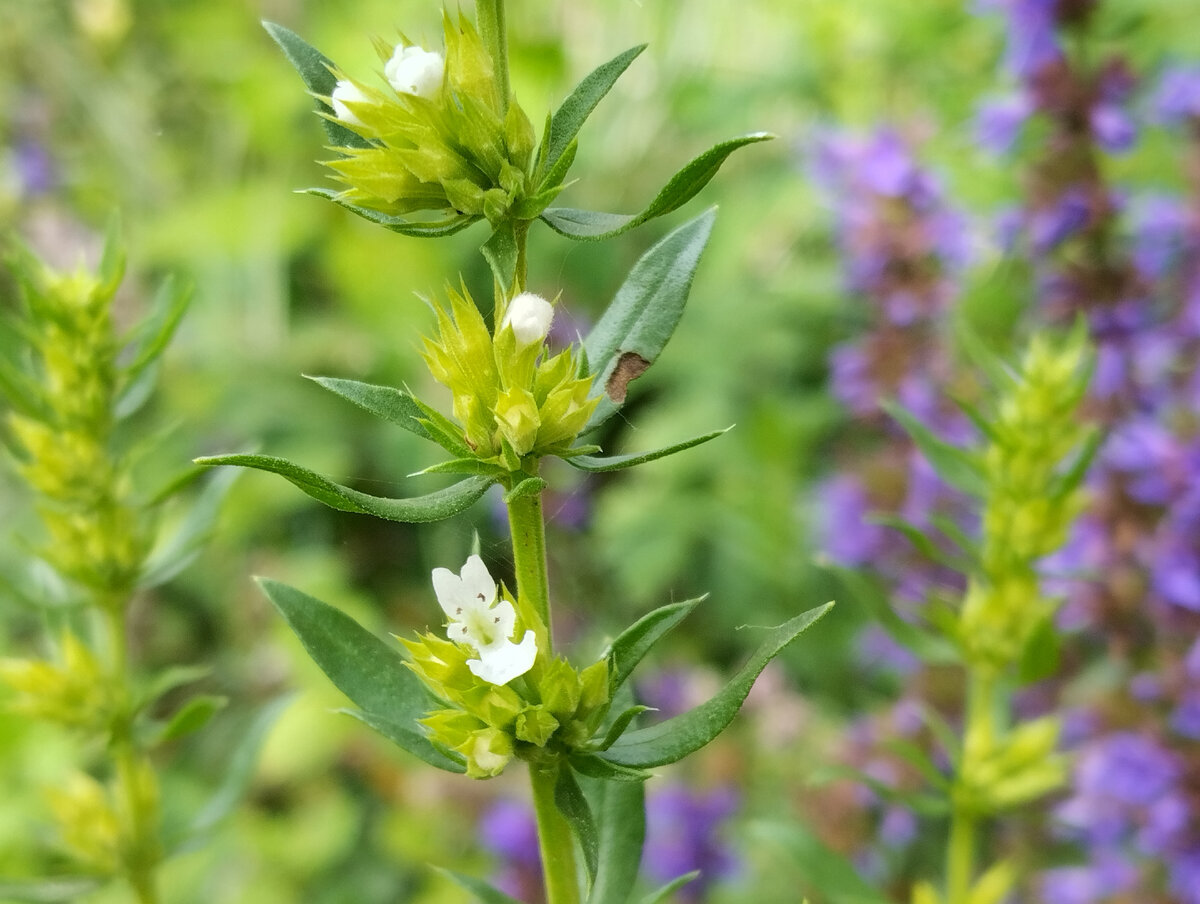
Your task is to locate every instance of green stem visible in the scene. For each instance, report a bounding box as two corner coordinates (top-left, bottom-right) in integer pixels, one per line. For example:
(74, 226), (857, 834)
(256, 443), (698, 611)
(945, 670), (996, 904)
(530, 764), (581, 904)
(506, 490), (552, 652)
(105, 608), (161, 904)
(475, 0), (510, 115)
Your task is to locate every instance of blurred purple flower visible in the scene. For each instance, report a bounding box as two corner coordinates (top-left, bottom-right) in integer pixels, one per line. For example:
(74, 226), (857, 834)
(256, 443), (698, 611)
(11, 138), (56, 196)
(983, 0), (1064, 79)
(479, 798), (543, 903)
(1150, 487), (1200, 612)
(976, 94), (1033, 153)
(1039, 853), (1138, 904)
(816, 474), (890, 567)
(1169, 849), (1200, 904)
(1030, 190), (1091, 252)
(1152, 65), (1200, 125)
(1131, 195), (1187, 279)
(644, 784), (740, 901)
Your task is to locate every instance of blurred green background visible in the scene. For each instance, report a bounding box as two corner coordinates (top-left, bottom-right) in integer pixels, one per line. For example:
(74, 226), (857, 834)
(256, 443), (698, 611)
(1, 0), (1195, 902)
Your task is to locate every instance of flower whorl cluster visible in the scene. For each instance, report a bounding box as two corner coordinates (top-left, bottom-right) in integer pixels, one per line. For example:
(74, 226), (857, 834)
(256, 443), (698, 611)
(322, 12), (538, 228)
(401, 556), (609, 778)
(422, 287), (597, 472)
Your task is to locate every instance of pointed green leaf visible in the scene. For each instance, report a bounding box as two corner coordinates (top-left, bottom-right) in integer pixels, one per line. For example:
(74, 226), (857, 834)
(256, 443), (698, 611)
(538, 45), (646, 181)
(262, 21), (369, 149)
(540, 133), (771, 241)
(481, 221), (518, 294)
(194, 453), (494, 523)
(1050, 427), (1104, 502)
(867, 513), (972, 575)
(0, 355), (48, 421)
(340, 708), (465, 771)
(1018, 612), (1060, 684)
(411, 458), (508, 478)
(639, 873), (701, 904)
(565, 428), (729, 472)
(583, 209), (716, 432)
(750, 820), (890, 904)
(155, 694), (227, 744)
(822, 563), (957, 664)
(304, 189), (477, 237)
(587, 779), (646, 904)
(176, 695), (291, 851)
(257, 578), (466, 773)
(139, 466), (240, 589)
(555, 765), (599, 881)
(136, 664), (211, 713)
(592, 705), (652, 752)
(0, 878), (104, 902)
(601, 603), (833, 768)
(570, 754), (650, 783)
(306, 376), (431, 438)
(118, 274), (191, 398)
(606, 597), (703, 693)
(431, 867), (524, 904)
(504, 476), (547, 502)
(881, 401), (986, 499)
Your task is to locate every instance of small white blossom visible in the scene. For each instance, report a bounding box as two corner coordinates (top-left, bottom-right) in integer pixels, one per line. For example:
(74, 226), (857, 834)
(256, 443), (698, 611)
(431, 555), (536, 685)
(385, 44), (445, 99)
(330, 79), (368, 126)
(501, 293), (555, 347)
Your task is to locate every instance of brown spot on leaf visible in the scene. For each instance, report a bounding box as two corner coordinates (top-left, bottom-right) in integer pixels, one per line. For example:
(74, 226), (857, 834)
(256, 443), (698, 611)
(605, 352), (650, 404)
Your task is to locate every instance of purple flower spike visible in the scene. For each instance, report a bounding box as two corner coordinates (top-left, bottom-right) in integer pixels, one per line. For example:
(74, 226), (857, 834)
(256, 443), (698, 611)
(479, 798), (543, 902)
(1152, 65), (1200, 125)
(644, 784), (740, 901)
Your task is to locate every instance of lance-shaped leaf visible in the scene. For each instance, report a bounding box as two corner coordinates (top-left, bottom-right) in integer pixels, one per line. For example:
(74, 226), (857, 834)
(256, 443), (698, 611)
(565, 428), (729, 473)
(587, 779), (646, 904)
(139, 466), (240, 589)
(118, 274), (191, 400)
(306, 375), (430, 436)
(540, 133), (771, 241)
(431, 868), (524, 904)
(304, 188), (478, 237)
(605, 597), (703, 693)
(257, 579), (466, 773)
(639, 874), (701, 904)
(881, 400), (985, 499)
(601, 603), (834, 768)
(536, 44), (646, 183)
(555, 765), (599, 881)
(262, 22), (369, 150)
(194, 453), (494, 523)
(583, 209), (716, 432)
(481, 220), (518, 294)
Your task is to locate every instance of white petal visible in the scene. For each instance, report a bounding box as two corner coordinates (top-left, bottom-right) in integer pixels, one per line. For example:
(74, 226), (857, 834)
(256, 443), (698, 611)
(459, 555), (496, 607)
(385, 45), (444, 99)
(330, 79), (368, 126)
(431, 555), (495, 620)
(466, 630), (538, 685)
(431, 566), (465, 618)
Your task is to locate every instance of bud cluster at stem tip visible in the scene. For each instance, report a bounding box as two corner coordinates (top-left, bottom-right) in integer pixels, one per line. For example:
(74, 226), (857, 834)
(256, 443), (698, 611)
(422, 285), (597, 471)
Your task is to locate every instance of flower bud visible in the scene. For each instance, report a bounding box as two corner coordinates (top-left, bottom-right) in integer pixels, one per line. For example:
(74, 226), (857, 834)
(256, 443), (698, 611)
(501, 293), (554, 347)
(331, 79), (369, 126)
(385, 44), (444, 99)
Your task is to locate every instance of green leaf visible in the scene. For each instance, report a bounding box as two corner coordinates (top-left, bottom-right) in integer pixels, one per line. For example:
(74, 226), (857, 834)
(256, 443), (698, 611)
(481, 221), (518, 294)
(821, 563), (957, 665)
(304, 189), (478, 237)
(262, 21), (369, 150)
(582, 209), (716, 432)
(606, 597), (703, 693)
(639, 873), (701, 904)
(137, 664), (212, 712)
(540, 133), (771, 241)
(156, 694), (227, 744)
(565, 428), (729, 472)
(431, 867), (524, 904)
(1018, 611), (1061, 683)
(257, 579), (466, 773)
(139, 466), (240, 589)
(1051, 427), (1104, 502)
(587, 779), (646, 904)
(0, 354), (48, 421)
(554, 765), (599, 881)
(867, 513), (972, 575)
(305, 376), (432, 439)
(537, 44), (646, 182)
(178, 695), (291, 851)
(601, 602), (834, 768)
(0, 878), (104, 902)
(881, 400), (986, 499)
(411, 458), (508, 478)
(569, 753), (650, 783)
(194, 453), (494, 523)
(750, 820), (890, 904)
(591, 705), (652, 752)
(118, 274), (191, 405)
(504, 476), (547, 502)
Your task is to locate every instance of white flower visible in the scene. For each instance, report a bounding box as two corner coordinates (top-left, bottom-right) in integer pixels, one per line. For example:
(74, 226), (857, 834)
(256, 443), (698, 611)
(330, 79), (368, 126)
(431, 555), (537, 685)
(501, 293), (555, 347)
(385, 44), (445, 99)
